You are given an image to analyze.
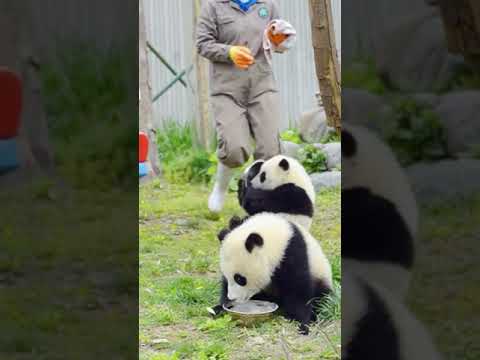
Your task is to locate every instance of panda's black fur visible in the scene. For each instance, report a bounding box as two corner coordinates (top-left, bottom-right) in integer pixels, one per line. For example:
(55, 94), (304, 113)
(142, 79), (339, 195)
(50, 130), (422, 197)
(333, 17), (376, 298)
(343, 272), (443, 359)
(345, 277), (400, 359)
(218, 215), (332, 335)
(341, 125), (418, 298)
(237, 157), (314, 228)
(342, 187), (414, 268)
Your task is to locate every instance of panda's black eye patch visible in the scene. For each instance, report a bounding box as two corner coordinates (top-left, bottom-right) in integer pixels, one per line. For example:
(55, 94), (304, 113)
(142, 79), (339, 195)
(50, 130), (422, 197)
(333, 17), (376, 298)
(234, 274), (247, 286)
(260, 172), (266, 183)
(342, 130), (357, 158)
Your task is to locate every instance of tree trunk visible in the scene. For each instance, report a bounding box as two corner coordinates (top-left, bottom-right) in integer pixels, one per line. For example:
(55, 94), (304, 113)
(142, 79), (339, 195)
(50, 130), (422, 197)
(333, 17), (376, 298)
(139, 0), (161, 176)
(193, 0), (212, 151)
(309, 0), (341, 132)
(436, 0), (480, 66)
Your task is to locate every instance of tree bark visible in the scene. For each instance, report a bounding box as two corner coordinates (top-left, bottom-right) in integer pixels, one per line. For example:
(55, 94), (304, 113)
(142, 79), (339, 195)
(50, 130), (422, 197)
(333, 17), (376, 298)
(139, 0), (161, 176)
(309, 0), (341, 132)
(436, 0), (480, 66)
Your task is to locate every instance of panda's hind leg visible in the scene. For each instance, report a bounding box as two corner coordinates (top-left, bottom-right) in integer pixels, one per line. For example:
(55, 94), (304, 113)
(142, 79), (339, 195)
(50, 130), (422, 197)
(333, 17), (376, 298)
(282, 296), (315, 335)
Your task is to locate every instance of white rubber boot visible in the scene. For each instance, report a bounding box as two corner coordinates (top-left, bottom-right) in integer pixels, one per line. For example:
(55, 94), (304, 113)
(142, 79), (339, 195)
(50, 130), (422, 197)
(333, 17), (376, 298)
(208, 162), (234, 213)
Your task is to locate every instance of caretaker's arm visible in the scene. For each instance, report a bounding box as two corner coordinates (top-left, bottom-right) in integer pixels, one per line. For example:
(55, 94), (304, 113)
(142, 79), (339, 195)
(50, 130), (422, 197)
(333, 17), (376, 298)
(196, 1), (231, 63)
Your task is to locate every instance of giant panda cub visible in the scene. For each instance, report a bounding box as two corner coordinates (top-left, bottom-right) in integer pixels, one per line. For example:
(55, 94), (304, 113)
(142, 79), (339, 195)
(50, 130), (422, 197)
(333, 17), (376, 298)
(343, 271), (443, 360)
(218, 213), (333, 334)
(237, 155), (315, 230)
(342, 124), (419, 299)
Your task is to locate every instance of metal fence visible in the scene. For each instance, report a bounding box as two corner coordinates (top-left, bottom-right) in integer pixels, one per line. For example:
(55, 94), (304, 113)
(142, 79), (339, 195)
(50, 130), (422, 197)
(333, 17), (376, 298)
(145, 0), (341, 130)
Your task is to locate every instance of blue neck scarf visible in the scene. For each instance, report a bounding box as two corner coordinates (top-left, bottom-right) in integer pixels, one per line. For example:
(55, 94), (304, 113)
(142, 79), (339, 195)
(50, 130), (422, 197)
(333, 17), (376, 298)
(232, 0), (257, 12)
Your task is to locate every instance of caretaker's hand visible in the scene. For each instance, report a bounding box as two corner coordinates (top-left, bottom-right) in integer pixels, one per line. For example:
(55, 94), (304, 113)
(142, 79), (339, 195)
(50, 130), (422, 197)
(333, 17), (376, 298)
(228, 46), (254, 69)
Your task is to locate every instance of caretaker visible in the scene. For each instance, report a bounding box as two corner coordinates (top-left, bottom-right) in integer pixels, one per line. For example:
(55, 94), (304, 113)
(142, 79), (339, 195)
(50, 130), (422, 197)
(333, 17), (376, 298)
(196, 0), (287, 213)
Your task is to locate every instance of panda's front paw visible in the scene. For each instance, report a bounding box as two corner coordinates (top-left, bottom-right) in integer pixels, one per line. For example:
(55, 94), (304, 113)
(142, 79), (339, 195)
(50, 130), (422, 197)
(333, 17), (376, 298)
(298, 323), (310, 335)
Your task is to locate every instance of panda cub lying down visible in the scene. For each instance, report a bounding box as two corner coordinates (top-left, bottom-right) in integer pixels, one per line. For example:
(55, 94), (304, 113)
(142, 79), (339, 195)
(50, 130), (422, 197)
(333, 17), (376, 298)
(217, 213), (333, 334)
(238, 155), (315, 230)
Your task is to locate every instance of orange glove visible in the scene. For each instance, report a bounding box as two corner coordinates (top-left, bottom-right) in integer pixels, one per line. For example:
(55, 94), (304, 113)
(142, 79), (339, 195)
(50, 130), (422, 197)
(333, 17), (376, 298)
(228, 46), (254, 69)
(267, 25), (289, 47)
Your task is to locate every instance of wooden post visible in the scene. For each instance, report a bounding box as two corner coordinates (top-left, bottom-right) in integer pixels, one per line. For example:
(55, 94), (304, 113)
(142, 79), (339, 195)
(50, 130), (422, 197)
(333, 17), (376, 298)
(193, 0), (212, 150)
(309, 0), (341, 132)
(436, 0), (480, 66)
(139, 0), (161, 176)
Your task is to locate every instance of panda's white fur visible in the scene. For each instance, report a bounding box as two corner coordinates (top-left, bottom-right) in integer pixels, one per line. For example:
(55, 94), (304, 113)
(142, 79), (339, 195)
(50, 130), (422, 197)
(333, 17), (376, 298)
(248, 155), (315, 230)
(220, 213), (332, 303)
(343, 124), (418, 299)
(343, 271), (443, 360)
(251, 155), (315, 206)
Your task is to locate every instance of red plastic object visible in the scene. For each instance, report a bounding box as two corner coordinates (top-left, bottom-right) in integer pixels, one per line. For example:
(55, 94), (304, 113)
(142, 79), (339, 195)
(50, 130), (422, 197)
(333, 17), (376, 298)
(139, 132), (149, 162)
(0, 69), (22, 139)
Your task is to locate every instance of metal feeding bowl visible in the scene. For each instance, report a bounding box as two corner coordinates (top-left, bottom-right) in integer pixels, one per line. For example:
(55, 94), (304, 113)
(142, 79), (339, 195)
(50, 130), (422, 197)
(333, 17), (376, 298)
(223, 300), (279, 326)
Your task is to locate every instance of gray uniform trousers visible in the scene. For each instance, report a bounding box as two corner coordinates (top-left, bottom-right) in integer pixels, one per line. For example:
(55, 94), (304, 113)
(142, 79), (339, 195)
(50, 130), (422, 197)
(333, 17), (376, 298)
(196, 0), (282, 167)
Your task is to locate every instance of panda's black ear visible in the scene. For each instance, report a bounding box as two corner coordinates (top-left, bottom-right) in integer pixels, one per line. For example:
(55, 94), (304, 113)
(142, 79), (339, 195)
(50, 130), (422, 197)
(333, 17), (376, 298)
(229, 215), (244, 230)
(279, 158), (289, 171)
(245, 233), (263, 253)
(218, 229), (229, 242)
(342, 130), (357, 158)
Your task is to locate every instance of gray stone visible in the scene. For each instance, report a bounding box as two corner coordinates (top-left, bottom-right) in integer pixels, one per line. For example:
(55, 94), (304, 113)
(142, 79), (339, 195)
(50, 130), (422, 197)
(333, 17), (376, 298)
(376, 9), (460, 92)
(314, 142), (341, 170)
(343, 88), (393, 136)
(311, 171), (341, 192)
(412, 93), (441, 108)
(342, 0), (433, 63)
(407, 159), (480, 203)
(298, 107), (329, 143)
(433, 91), (480, 155)
(281, 140), (302, 159)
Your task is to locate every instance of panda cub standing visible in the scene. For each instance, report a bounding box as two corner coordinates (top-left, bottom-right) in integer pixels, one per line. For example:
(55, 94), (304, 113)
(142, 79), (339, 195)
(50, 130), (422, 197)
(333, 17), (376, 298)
(238, 155), (315, 230)
(342, 124), (419, 299)
(217, 213), (333, 334)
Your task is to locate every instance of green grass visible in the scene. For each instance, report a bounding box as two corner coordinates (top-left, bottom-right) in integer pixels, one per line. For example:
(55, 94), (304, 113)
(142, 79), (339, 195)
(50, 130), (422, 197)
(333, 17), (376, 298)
(0, 183), (137, 359)
(409, 195), (480, 360)
(139, 181), (341, 360)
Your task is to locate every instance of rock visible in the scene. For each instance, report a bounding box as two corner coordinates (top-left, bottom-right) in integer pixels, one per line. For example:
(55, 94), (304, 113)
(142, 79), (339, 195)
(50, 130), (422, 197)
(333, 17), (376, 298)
(433, 91), (480, 155)
(342, 0), (435, 63)
(311, 171), (341, 192)
(314, 142), (341, 170)
(412, 93), (441, 108)
(342, 88), (393, 136)
(298, 107), (329, 143)
(281, 140), (301, 159)
(376, 9), (461, 92)
(407, 159), (480, 203)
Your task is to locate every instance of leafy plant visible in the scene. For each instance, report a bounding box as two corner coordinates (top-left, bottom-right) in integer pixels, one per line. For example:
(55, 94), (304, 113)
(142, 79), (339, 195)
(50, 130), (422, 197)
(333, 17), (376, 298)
(40, 45), (136, 189)
(298, 144), (328, 174)
(470, 144), (480, 159)
(386, 98), (449, 165)
(314, 283), (341, 323)
(281, 128), (303, 144)
(157, 121), (194, 163)
(343, 59), (386, 95)
(157, 121), (216, 184)
(321, 130), (341, 144)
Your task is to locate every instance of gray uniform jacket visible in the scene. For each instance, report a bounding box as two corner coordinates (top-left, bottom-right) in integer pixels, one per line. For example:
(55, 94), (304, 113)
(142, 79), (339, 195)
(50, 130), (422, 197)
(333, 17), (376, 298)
(196, 0), (280, 102)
